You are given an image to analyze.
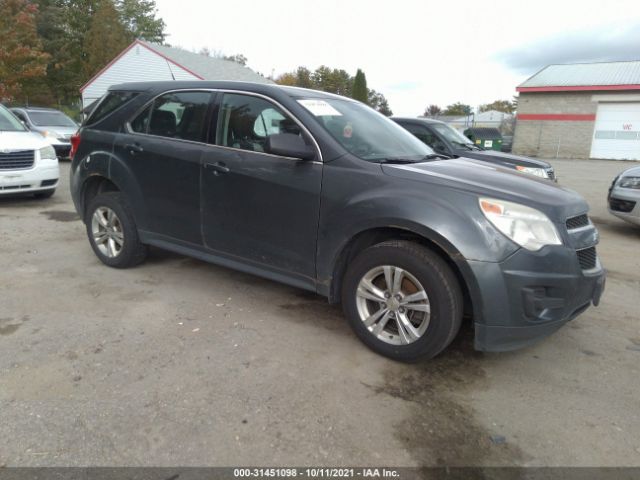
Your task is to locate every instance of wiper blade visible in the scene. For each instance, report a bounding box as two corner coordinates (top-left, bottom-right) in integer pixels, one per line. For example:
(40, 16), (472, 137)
(378, 158), (422, 164)
(422, 153), (451, 160)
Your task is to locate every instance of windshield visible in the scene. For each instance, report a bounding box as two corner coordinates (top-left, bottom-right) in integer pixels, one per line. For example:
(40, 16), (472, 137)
(28, 111), (77, 127)
(0, 105), (26, 132)
(299, 98), (434, 161)
(432, 123), (477, 148)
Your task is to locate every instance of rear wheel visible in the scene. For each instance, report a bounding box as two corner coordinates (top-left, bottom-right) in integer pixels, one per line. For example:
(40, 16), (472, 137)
(85, 192), (147, 268)
(342, 240), (463, 362)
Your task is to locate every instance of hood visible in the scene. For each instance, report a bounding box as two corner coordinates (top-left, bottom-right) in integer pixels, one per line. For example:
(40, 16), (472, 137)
(453, 149), (551, 169)
(0, 130), (50, 150)
(29, 125), (78, 137)
(382, 157), (588, 220)
(620, 165), (640, 177)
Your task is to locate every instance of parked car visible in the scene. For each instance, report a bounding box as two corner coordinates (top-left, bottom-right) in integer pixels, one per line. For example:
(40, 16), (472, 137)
(393, 117), (556, 180)
(11, 107), (78, 160)
(608, 165), (640, 226)
(0, 104), (59, 198)
(70, 81), (604, 361)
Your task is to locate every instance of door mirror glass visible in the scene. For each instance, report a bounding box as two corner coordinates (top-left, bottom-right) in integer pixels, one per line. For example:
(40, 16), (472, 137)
(265, 133), (315, 160)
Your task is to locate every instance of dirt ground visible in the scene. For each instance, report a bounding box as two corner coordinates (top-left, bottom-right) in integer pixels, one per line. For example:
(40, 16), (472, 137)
(0, 158), (639, 467)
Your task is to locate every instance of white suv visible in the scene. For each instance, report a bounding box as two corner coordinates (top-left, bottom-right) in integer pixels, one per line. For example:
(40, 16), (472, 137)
(0, 104), (59, 198)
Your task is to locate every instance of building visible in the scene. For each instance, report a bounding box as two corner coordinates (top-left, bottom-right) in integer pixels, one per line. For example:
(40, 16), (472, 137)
(512, 60), (640, 160)
(80, 40), (272, 109)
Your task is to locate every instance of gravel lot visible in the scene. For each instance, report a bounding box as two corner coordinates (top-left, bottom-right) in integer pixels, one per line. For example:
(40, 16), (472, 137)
(1, 159), (639, 467)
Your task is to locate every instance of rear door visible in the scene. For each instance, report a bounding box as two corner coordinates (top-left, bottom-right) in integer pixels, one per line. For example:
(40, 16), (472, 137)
(113, 90), (214, 245)
(201, 92), (323, 284)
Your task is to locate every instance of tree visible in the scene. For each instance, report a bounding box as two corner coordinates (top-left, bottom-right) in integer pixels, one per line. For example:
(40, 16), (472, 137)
(423, 104), (442, 116)
(275, 65), (393, 115)
(478, 99), (515, 114)
(443, 102), (472, 116)
(115, 0), (165, 43)
(352, 68), (368, 103)
(223, 54), (247, 66)
(0, 0), (49, 101)
(83, 0), (130, 79)
(368, 90), (393, 116)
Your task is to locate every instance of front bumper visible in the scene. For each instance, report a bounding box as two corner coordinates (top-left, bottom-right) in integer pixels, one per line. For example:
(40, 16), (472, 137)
(469, 245), (605, 352)
(608, 186), (640, 226)
(0, 161), (59, 195)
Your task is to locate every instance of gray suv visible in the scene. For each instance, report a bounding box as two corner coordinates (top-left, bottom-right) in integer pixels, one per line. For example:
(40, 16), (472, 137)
(11, 107), (78, 159)
(69, 81), (605, 361)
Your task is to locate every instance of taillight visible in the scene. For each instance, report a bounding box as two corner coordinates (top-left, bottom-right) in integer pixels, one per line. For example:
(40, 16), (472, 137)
(70, 132), (81, 160)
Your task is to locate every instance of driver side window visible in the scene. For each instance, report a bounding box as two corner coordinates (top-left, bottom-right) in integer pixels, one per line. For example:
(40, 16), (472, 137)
(216, 93), (303, 153)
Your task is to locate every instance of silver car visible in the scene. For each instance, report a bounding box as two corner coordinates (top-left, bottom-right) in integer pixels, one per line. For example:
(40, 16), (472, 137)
(608, 165), (640, 226)
(10, 107), (78, 160)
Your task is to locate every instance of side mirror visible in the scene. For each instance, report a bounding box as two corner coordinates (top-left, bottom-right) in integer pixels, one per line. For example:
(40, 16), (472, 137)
(433, 143), (448, 154)
(265, 133), (316, 160)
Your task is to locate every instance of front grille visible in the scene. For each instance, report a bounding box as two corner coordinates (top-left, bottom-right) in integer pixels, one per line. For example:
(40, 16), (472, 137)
(0, 150), (35, 170)
(577, 247), (597, 270)
(566, 214), (589, 230)
(0, 184), (31, 191)
(609, 197), (636, 213)
(545, 168), (555, 180)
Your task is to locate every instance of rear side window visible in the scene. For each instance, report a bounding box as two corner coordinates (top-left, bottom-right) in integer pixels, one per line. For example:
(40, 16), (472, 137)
(86, 91), (138, 125)
(135, 91), (212, 142)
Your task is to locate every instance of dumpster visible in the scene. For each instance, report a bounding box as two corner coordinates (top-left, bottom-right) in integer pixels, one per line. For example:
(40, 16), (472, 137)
(464, 127), (503, 151)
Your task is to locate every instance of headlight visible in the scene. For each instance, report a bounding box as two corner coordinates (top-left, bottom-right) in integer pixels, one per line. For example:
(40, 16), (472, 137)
(479, 198), (562, 251)
(39, 145), (57, 160)
(41, 130), (60, 139)
(619, 176), (640, 189)
(516, 166), (548, 178)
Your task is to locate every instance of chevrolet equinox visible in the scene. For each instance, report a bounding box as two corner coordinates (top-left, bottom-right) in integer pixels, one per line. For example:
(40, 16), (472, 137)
(70, 81), (606, 361)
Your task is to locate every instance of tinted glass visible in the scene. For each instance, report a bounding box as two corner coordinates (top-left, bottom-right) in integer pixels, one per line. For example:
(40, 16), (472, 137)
(148, 91), (212, 142)
(299, 98), (433, 161)
(28, 111), (77, 127)
(86, 91), (138, 125)
(403, 124), (438, 147)
(432, 123), (474, 147)
(130, 105), (152, 133)
(216, 94), (303, 152)
(0, 105), (26, 132)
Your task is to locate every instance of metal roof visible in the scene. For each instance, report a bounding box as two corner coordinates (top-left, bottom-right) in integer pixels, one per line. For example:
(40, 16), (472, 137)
(518, 60), (640, 91)
(139, 41), (273, 85)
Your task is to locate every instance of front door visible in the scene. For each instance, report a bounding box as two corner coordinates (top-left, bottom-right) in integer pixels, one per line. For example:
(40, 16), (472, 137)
(113, 90), (213, 245)
(201, 92), (323, 284)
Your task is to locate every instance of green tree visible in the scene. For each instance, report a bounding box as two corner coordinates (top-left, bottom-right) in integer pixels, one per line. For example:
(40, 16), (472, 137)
(478, 99), (515, 114)
(115, 0), (165, 43)
(0, 0), (49, 101)
(368, 90), (392, 116)
(443, 102), (472, 116)
(423, 104), (442, 116)
(83, 0), (130, 79)
(352, 68), (368, 103)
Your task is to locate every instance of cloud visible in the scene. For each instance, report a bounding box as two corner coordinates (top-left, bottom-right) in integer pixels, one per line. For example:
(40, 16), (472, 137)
(494, 23), (640, 75)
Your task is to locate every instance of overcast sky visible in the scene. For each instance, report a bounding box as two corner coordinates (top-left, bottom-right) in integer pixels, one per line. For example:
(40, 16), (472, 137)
(154, 0), (640, 116)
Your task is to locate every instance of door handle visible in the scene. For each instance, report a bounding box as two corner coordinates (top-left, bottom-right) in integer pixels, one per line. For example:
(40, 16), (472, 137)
(205, 162), (230, 175)
(125, 143), (144, 154)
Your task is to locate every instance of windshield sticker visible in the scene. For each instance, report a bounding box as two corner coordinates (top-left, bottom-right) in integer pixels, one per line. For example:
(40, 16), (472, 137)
(343, 122), (353, 138)
(297, 99), (342, 117)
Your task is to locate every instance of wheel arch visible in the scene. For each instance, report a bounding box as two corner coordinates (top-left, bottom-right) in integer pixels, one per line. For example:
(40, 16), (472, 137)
(327, 225), (482, 322)
(81, 175), (121, 219)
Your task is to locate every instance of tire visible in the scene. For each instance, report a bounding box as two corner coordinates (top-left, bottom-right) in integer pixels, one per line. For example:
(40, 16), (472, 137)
(34, 189), (55, 199)
(342, 240), (463, 362)
(85, 192), (148, 268)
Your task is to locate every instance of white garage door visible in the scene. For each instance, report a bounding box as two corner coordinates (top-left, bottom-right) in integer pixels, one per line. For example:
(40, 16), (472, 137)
(590, 103), (640, 160)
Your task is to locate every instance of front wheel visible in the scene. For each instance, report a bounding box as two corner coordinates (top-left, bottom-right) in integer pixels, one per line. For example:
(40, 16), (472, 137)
(85, 192), (148, 268)
(342, 240), (463, 362)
